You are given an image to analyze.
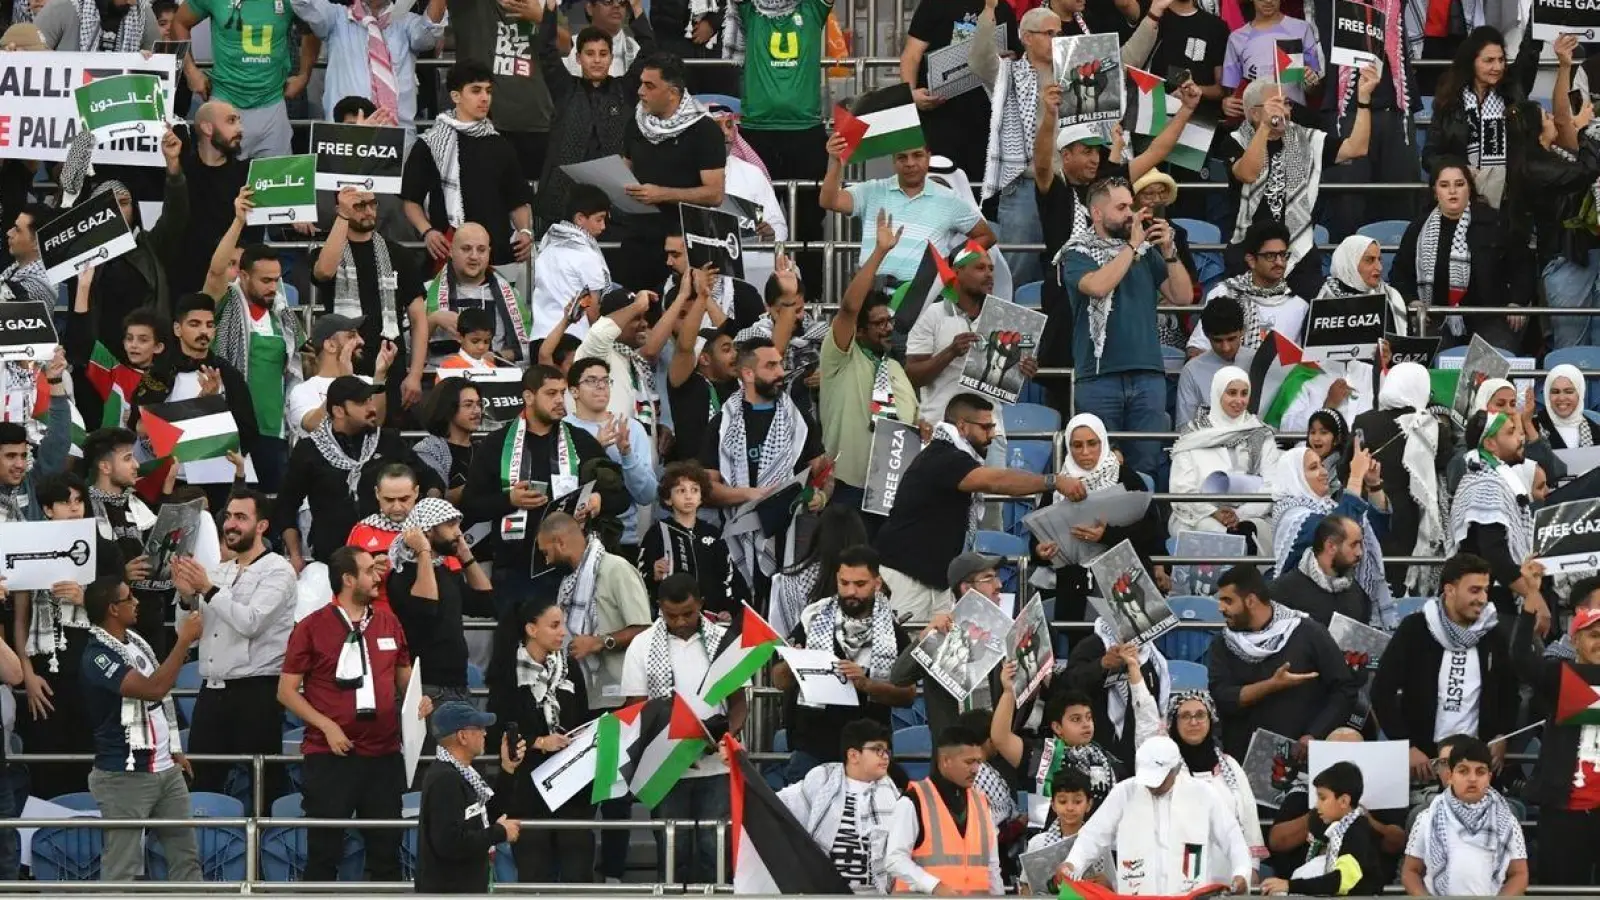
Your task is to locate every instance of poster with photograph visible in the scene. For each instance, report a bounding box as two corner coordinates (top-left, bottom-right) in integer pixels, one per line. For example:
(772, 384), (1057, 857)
(910, 590), (1013, 701)
(135, 497), (204, 592)
(957, 295), (1047, 404)
(1087, 540), (1176, 645)
(1446, 334), (1513, 424)
(1019, 837), (1076, 895)
(1051, 33), (1125, 126)
(1170, 530), (1248, 596)
(1021, 486), (1151, 566)
(1328, 612), (1391, 729)
(1007, 597), (1054, 705)
(1242, 728), (1302, 809)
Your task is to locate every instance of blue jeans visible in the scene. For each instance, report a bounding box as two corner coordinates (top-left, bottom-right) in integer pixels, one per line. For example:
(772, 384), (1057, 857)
(1073, 371), (1170, 483)
(782, 749), (822, 787)
(1543, 251), (1600, 349)
(654, 775), (729, 884)
(996, 177), (1043, 287)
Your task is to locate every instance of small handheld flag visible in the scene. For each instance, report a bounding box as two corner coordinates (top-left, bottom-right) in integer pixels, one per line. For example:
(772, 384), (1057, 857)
(1274, 39), (1307, 84)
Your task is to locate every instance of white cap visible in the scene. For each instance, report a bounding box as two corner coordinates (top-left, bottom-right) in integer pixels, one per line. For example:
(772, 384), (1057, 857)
(1055, 123), (1109, 152)
(1134, 735), (1182, 788)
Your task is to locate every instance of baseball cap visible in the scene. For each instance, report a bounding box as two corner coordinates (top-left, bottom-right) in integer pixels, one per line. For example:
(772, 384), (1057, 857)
(1573, 607), (1600, 638)
(309, 314), (364, 351)
(698, 321), (739, 344)
(431, 701), (496, 739)
(1056, 123), (1109, 152)
(947, 552), (1000, 591)
(1134, 735), (1182, 788)
(325, 375), (379, 409)
(599, 287), (636, 317)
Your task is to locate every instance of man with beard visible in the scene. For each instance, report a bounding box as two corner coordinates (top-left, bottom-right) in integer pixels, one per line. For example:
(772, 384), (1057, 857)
(1271, 515), (1374, 627)
(172, 102), (253, 296)
(905, 243), (1036, 423)
(734, 252), (829, 411)
(461, 365), (628, 613)
(275, 376), (444, 570)
(1193, 222), (1309, 357)
(313, 188), (429, 409)
(535, 511), (651, 708)
(875, 393), (1060, 621)
(420, 222), (532, 365)
(773, 545), (915, 782)
(1, 204), (56, 305)
(386, 498), (495, 703)
(0, 352), (72, 527)
(286, 315), (398, 441)
(171, 488), (297, 801)
(1373, 553), (1518, 785)
(699, 337), (826, 601)
(34, 0), (158, 48)
(81, 428), (161, 641)
(347, 463), (422, 614)
(1206, 565), (1357, 760)
(1449, 411), (1551, 625)
(665, 282), (739, 465)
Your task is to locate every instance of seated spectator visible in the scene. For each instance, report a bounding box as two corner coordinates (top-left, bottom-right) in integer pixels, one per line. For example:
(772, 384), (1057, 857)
(1260, 762), (1383, 895)
(637, 462), (740, 617)
(1161, 690), (1265, 873)
(387, 499), (495, 703)
(1423, 28), (1524, 207)
(1269, 444), (1394, 627)
(1351, 363), (1449, 595)
(769, 506), (870, 640)
(1169, 366), (1281, 547)
(421, 223), (533, 365)
(1220, 0), (1322, 110)
(436, 309), (507, 371)
(1019, 768), (1109, 892)
(1226, 72), (1377, 300)
(1207, 565), (1357, 759)
(993, 670), (1131, 812)
(531, 184), (613, 341)
(1304, 409), (1348, 493)
(1447, 411), (1548, 623)
(564, 358), (659, 553)
(1372, 555), (1518, 787)
(1062, 626), (1170, 768)
(1392, 161), (1530, 350)
(884, 725), (1002, 894)
(1177, 297), (1255, 427)
(1445, 379), (1565, 493)
(1191, 221), (1309, 357)
(1401, 736), (1528, 896)
(1538, 364), (1600, 449)
(291, 0), (445, 138)
(775, 718), (899, 894)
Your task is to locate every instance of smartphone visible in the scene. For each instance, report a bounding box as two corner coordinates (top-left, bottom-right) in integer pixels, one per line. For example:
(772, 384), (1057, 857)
(1571, 88), (1586, 113)
(504, 721), (522, 761)
(1169, 67), (1193, 88)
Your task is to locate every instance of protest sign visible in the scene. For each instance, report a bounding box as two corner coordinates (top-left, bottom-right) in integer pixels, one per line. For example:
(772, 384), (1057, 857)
(1019, 838), (1075, 895)
(1087, 540), (1176, 645)
(1384, 333), (1439, 367)
(436, 366), (522, 426)
(0, 519), (95, 591)
(1328, 612), (1391, 728)
(37, 191), (136, 284)
(1534, 499), (1600, 574)
(910, 590), (1012, 701)
(1303, 293), (1385, 362)
(927, 38), (988, 101)
(245, 155), (318, 225)
(958, 295), (1046, 404)
(1532, 0), (1600, 41)
(1171, 530), (1248, 596)
(531, 720), (599, 810)
(1007, 598), (1054, 705)
(679, 203), (742, 272)
(1447, 334), (1514, 423)
(862, 419), (923, 516)
(0, 52), (177, 166)
(0, 301), (58, 363)
(309, 122), (405, 194)
(1051, 33), (1124, 126)
(1332, 0), (1385, 67)
(560, 155), (653, 214)
(1242, 728), (1301, 809)
(775, 646), (859, 707)
(135, 497), (205, 592)
(75, 72), (166, 145)
(1022, 487), (1151, 565)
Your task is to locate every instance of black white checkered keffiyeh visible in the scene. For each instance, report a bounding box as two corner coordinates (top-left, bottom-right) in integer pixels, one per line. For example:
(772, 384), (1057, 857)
(929, 421), (984, 550)
(28, 592), (89, 673)
(1415, 205), (1472, 336)
(718, 0), (801, 60)
(736, 314), (830, 388)
(1230, 122), (1322, 269)
(1424, 788), (1520, 895)
(434, 744), (494, 812)
(87, 625), (181, 771)
(412, 436), (453, 487)
(1220, 602), (1304, 662)
(308, 421), (381, 497)
(386, 498), (462, 574)
(1311, 807), (1364, 872)
(214, 284), (306, 384)
(1062, 231), (1151, 369)
(973, 762), (1016, 821)
(516, 645), (569, 731)
(79, 0), (145, 52)
(802, 596), (897, 681)
(1462, 88), (1506, 169)
(635, 94), (709, 145)
(716, 393), (806, 580)
(421, 113), (497, 227)
(981, 58), (1042, 200)
(333, 235), (400, 340)
(1447, 456), (1532, 564)
(0, 259), (55, 306)
(1092, 617), (1171, 737)
(642, 616), (726, 698)
(1423, 596), (1498, 651)
(615, 343), (659, 430)
(1164, 689), (1244, 797)
(1216, 273), (1294, 351)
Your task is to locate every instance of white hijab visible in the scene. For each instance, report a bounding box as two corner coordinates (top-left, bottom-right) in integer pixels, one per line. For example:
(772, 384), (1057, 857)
(1061, 413), (1118, 480)
(1172, 366), (1268, 454)
(1545, 364), (1588, 433)
(1324, 236), (1408, 336)
(1378, 362), (1447, 596)
(1473, 377), (1515, 414)
(1378, 361), (1432, 412)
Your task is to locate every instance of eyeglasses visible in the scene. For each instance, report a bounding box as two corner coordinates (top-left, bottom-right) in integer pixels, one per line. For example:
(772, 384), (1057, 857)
(970, 573), (999, 585)
(578, 376), (613, 388)
(964, 419), (998, 432)
(1251, 250), (1290, 261)
(1175, 711), (1210, 723)
(860, 744), (892, 756)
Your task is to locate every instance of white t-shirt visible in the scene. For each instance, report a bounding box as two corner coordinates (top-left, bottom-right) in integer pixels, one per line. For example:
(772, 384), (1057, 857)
(1403, 798), (1526, 896)
(286, 375), (373, 441)
(126, 639), (176, 773)
(1434, 646), (1482, 742)
(906, 298), (977, 425)
(1190, 285), (1310, 351)
(825, 780), (883, 893)
(619, 626), (727, 777)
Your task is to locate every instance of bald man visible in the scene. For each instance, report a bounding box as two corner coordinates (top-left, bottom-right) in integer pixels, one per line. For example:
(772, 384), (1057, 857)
(419, 221), (531, 364)
(173, 101), (254, 296)
(534, 511), (650, 706)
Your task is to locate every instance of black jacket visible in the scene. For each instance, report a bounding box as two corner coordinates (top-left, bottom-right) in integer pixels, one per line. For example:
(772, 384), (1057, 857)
(1535, 409), (1600, 449)
(485, 648), (594, 819)
(1348, 406), (1454, 591)
(1421, 71), (1528, 179)
(1389, 202), (1536, 349)
(1369, 610), (1517, 758)
(1288, 814), (1383, 896)
(76, 172), (188, 351)
(415, 760), (516, 893)
(1206, 612), (1359, 760)
(635, 517), (743, 617)
(1061, 635), (1168, 764)
(1271, 568), (1370, 628)
(1510, 611), (1600, 810)
(272, 427), (446, 562)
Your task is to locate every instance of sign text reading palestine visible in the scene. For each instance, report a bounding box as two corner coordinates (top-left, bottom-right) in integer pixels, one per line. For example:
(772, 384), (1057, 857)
(0, 52), (177, 165)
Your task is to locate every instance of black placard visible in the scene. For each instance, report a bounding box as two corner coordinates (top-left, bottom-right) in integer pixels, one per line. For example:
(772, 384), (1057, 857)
(0, 300), (58, 362)
(38, 192), (135, 285)
(1384, 333), (1440, 367)
(309, 122), (406, 194)
(1332, 0), (1385, 67)
(679, 203), (742, 272)
(1304, 294), (1385, 362)
(1535, 499), (1600, 573)
(1532, 0), (1600, 41)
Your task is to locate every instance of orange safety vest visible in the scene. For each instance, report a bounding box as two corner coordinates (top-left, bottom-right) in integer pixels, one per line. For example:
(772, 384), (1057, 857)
(892, 779), (993, 895)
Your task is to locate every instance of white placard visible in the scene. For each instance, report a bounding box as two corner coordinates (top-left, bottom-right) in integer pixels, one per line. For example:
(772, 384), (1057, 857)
(775, 646), (860, 707)
(0, 519), (95, 590)
(0, 52), (178, 167)
(1306, 739), (1409, 809)
(1557, 446), (1600, 478)
(401, 659), (425, 788)
(530, 719), (599, 810)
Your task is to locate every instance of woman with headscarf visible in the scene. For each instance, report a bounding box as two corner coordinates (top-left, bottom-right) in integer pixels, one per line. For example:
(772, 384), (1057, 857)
(1391, 159), (1532, 351)
(1143, 690), (1266, 876)
(1536, 364), (1600, 449)
(1350, 362), (1451, 595)
(1169, 366), (1282, 550)
(1320, 235), (1409, 335)
(1268, 443), (1398, 629)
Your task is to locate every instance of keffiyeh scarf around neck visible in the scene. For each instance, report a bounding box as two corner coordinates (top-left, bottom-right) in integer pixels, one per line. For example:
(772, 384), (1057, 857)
(516, 644), (568, 731)
(1462, 88), (1507, 169)
(1221, 603), (1304, 661)
(1218, 273), (1293, 349)
(0, 259), (53, 306)
(1231, 122), (1323, 267)
(1063, 231), (1149, 370)
(421, 113), (498, 227)
(719, 0), (801, 59)
(78, 0), (144, 54)
(308, 421), (381, 497)
(214, 284), (307, 381)
(88, 625), (180, 771)
(1166, 689), (1245, 797)
(982, 58), (1043, 200)
(1416, 205), (1472, 336)
(28, 589), (90, 673)
(931, 421), (984, 550)
(717, 393), (806, 580)
(636, 95), (709, 144)
(1311, 807), (1365, 871)
(644, 616), (725, 698)
(333, 235), (400, 340)
(559, 535), (607, 685)
(434, 745), (494, 812)
(1269, 452), (1396, 628)
(1448, 454), (1532, 564)
(1423, 596), (1498, 651)
(1038, 735), (1118, 806)
(803, 596), (897, 681)
(1426, 789), (1520, 895)
(334, 605), (377, 717)
(1091, 618), (1170, 738)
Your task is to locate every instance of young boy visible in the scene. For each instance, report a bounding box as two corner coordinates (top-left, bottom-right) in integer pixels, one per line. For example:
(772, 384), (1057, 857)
(1261, 762), (1382, 896)
(71, 309), (165, 431)
(1401, 736), (1528, 897)
(635, 461), (741, 618)
(437, 308), (505, 371)
(991, 683), (1125, 817)
(1020, 767), (1111, 891)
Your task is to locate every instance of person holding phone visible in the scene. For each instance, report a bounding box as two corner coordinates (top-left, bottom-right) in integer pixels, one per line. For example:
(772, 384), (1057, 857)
(415, 701), (526, 893)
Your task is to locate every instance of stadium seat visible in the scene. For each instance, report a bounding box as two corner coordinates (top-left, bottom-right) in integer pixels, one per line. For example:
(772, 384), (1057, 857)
(1173, 218), (1224, 287)
(177, 660), (201, 727)
(1002, 403), (1059, 532)
(259, 792), (366, 882)
(892, 695), (928, 730)
(1395, 596), (1432, 619)
(399, 792), (421, 880)
(283, 727), (305, 794)
(1545, 346), (1600, 415)
(1166, 659), (1209, 691)
(32, 792), (102, 881)
(1314, 225), (1331, 277)
(1156, 596), (1224, 663)
(764, 730), (789, 791)
(47, 792), (99, 811)
(894, 725), (933, 782)
(145, 792), (246, 882)
(1357, 220), (1408, 278)
(974, 530), (1029, 559)
(466, 663), (486, 689)
(1002, 402), (1060, 436)
(1015, 280), (1043, 309)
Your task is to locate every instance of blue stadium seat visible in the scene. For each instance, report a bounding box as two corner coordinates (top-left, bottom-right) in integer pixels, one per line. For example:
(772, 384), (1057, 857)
(259, 793), (366, 882)
(1174, 218), (1224, 287)
(177, 660), (201, 727)
(1315, 225), (1331, 277)
(1015, 280), (1043, 309)
(1357, 220), (1408, 278)
(1166, 659), (1209, 691)
(466, 663), (486, 689)
(892, 695), (928, 730)
(32, 793), (101, 881)
(1003, 403), (1059, 531)
(399, 792), (422, 880)
(894, 726), (933, 782)
(1546, 346), (1600, 414)
(694, 93), (741, 113)
(764, 729), (789, 791)
(145, 792), (246, 882)
(1002, 402), (1060, 435)
(1395, 596), (1432, 619)
(48, 792), (99, 811)
(974, 530), (1029, 559)
(1155, 596), (1224, 663)
(283, 727), (305, 794)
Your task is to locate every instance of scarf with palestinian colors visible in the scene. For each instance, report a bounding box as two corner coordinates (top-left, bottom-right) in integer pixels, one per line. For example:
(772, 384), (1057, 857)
(862, 345), (899, 419)
(425, 267), (529, 353)
(420, 113), (497, 227)
(499, 419), (580, 542)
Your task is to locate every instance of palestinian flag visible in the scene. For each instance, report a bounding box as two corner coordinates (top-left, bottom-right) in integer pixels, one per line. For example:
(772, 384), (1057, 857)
(700, 602), (785, 705)
(86, 341), (143, 428)
(27, 374), (86, 458)
(725, 733), (855, 893)
(1275, 39), (1307, 84)
(1247, 330), (1322, 428)
(1556, 663), (1600, 725)
(140, 394), (240, 462)
(627, 692), (710, 807)
(1125, 67), (1168, 136)
(591, 700), (648, 804)
(1165, 100), (1215, 171)
(889, 243), (947, 332)
(834, 84), (924, 163)
(135, 457), (176, 505)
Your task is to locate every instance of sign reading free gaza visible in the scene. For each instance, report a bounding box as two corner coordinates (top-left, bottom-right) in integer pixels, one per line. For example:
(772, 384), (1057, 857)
(0, 52), (177, 167)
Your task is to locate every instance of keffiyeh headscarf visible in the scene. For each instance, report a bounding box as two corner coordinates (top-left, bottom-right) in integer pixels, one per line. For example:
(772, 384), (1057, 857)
(1415, 202), (1472, 336)
(1320, 236), (1408, 335)
(1424, 788), (1521, 895)
(802, 595), (897, 681)
(1064, 230), (1150, 370)
(1059, 413), (1121, 495)
(1221, 602), (1305, 661)
(1165, 690), (1243, 797)
(635, 93), (709, 144)
(420, 113), (498, 227)
(1091, 618), (1170, 738)
(1544, 365), (1592, 448)
(1270, 449), (1397, 628)
(1448, 413), (1533, 563)
(515, 643), (569, 731)
(1379, 363), (1445, 593)
(308, 420), (381, 497)
(386, 498), (462, 574)
(88, 625), (181, 771)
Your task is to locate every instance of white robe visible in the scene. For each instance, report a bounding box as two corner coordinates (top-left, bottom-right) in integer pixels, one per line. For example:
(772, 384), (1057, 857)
(1066, 776), (1253, 895)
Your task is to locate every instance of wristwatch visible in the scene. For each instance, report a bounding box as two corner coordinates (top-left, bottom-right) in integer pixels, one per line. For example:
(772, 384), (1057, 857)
(603, 634), (617, 651)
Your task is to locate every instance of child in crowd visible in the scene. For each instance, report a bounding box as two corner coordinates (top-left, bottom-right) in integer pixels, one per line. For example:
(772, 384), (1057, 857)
(1019, 767), (1110, 891)
(1401, 736), (1528, 897)
(437, 308), (507, 371)
(635, 461), (741, 618)
(1262, 762), (1382, 896)
(991, 684), (1127, 813)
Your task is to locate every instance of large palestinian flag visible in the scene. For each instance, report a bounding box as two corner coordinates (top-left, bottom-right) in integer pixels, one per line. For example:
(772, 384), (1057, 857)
(700, 602), (784, 705)
(1557, 663), (1600, 726)
(591, 700), (648, 804)
(724, 733), (855, 893)
(86, 341), (143, 428)
(591, 694), (711, 808)
(834, 84), (924, 163)
(1247, 330), (1322, 428)
(140, 394), (240, 462)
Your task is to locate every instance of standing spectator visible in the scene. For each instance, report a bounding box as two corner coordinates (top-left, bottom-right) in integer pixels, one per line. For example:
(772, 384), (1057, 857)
(1162, 690), (1265, 873)
(0, 364), (73, 525)
(1447, 411), (1547, 623)
(734, 253), (829, 406)
(172, 489), (298, 801)
(83, 577), (203, 882)
(769, 506), (869, 638)
(1121, 0), (1228, 125)
(1373, 555), (1517, 793)
(876, 393), (1056, 621)
(172, 103), (249, 298)
(1351, 363), (1450, 595)
(883, 725), (1003, 894)
(561, 0), (649, 77)
(1220, 0), (1322, 108)
(128, 295), (261, 472)
(706, 99), (785, 291)
(291, 0), (446, 139)
(637, 462), (739, 616)
(901, 0), (1020, 181)
(0, 203), (55, 305)
(820, 213), (919, 513)
(531, 185), (612, 341)
(414, 381), (484, 505)
(993, 662), (1136, 811)
(346, 463), (421, 613)
(387, 499), (496, 702)
(661, 229), (764, 333)
(402, 61), (536, 276)
(1176, 297), (1253, 427)
(574, 289), (675, 435)
(284, 317), (388, 442)
(1424, 28), (1522, 207)
(1061, 178), (1193, 478)
(174, 0), (295, 159)
(564, 358), (659, 554)
(1191, 222), (1309, 356)
(34, 0), (158, 48)
(0, 578), (24, 877)
(1401, 735), (1528, 897)
(1207, 565), (1358, 760)
(819, 138), (993, 283)
(775, 718), (900, 893)
(447, 0), (554, 180)
(665, 292), (739, 465)
(534, 512), (652, 707)
(904, 245), (994, 423)
(416, 702), (523, 892)
(1062, 616), (1173, 766)
(773, 546), (915, 781)
(278, 547), (425, 883)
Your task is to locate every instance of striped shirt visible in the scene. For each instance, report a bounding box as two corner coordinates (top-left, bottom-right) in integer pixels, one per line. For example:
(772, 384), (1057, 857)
(846, 179), (981, 281)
